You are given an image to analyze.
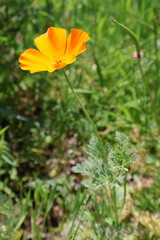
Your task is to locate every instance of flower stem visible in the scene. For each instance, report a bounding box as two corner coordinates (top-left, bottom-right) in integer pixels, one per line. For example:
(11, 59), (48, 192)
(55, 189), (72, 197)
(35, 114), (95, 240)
(137, 59), (148, 108)
(112, 18), (141, 56)
(122, 173), (127, 209)
(62, 68), (107, 162)
(137, 54), (150, 132)
(112, 186), (119, 224)
(112, 18), (150, 130)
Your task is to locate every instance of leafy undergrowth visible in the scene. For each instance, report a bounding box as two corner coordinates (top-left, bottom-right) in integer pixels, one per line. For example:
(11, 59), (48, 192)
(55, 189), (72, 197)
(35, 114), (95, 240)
(0, 128), (160, 240)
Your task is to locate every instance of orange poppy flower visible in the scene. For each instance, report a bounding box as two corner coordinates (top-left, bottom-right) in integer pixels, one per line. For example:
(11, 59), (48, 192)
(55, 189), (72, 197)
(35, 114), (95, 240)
(19, 27), (90, 73)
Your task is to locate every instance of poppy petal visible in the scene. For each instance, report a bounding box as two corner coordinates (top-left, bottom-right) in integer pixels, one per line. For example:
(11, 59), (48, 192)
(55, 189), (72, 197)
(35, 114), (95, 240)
(47, 27), (67, 59)
(34, 33), (57, 61)
(65, 29), (90, 60)
(34, 27), (67, 60)
(19, 49), (55, 73)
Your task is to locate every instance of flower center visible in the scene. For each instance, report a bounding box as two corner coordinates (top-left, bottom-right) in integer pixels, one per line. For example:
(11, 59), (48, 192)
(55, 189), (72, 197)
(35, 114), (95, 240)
(53, 59), (67, 69)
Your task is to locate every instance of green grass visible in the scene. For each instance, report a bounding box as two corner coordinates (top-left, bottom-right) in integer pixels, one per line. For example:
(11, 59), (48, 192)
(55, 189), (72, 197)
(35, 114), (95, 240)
(0, 0), (160, 239)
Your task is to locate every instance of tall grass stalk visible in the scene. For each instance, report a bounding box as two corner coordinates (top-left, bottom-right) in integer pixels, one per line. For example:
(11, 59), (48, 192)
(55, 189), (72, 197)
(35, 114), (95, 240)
(153, 5), (160, 128)
(112, 18), (150, 130)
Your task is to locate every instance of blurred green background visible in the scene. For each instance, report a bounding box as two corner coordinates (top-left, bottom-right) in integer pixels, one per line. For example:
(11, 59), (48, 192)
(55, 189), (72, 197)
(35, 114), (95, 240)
(0, 0), (160, 239)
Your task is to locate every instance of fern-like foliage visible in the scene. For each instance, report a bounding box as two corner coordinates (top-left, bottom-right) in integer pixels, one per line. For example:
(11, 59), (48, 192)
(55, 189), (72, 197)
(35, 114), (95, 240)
(0, 192), (13, 216)
(0, 192), (14, 239)
(0, 191), (28, 240)
(72, 132), (136, 190)
(112, 131), (136, 172)
(0, 126), (17, 181)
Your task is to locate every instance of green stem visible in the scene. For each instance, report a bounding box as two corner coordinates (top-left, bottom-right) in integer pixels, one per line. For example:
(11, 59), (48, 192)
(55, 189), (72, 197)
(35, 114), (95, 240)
(112, 18), (141, 56)
(137, 59), (148, 101)
(137, 58), (151, 132)
(62, 69), (107, 162)
(122, 173), (127, 209)
(153, 6), (160, 127)
(71, 195), (90, 240)
(112, 18), (147, 103)
(112, 18), (150, 130)
(112, 186), (118, 224)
